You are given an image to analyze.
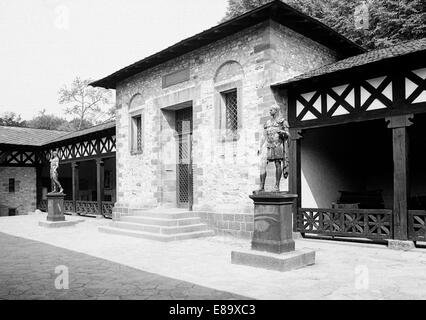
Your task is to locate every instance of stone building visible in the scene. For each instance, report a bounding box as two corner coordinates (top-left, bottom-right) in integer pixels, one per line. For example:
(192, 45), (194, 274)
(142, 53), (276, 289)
(91, 1), (363, 238)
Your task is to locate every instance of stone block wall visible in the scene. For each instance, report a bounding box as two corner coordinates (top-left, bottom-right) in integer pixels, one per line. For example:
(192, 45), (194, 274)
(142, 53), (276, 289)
(0, 167), (36, 215)
(198, 211), (254, 239)
(113, 19), (339, 232)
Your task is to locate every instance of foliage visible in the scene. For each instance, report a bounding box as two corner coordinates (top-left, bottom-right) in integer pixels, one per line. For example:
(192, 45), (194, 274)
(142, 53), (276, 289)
(26, 109), (70, 131)
(67, 118), (95, 131)
(220, 0), (272, 22)
(58, 77), (113, 130)
(106, 106), (116, 122)
(0, 112), (27, 127)
(221, 0), (426, 49)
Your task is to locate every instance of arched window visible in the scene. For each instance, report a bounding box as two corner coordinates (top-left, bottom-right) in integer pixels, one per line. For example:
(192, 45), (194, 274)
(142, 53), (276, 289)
(214, 61), (244, 140)
(214, 61), (244, 83)
(129, 94), (144, 110)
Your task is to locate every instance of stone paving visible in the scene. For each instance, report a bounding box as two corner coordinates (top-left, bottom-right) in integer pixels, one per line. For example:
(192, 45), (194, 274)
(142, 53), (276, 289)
(1, 213), (426, 299)
(0, 232), (246, 300)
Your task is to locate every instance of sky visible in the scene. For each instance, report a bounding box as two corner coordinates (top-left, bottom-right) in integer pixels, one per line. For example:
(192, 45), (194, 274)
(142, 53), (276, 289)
(0, 0), (229, 120)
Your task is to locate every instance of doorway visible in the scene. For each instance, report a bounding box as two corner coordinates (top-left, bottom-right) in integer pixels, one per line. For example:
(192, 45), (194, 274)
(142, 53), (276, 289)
(175, 107), (193, 209)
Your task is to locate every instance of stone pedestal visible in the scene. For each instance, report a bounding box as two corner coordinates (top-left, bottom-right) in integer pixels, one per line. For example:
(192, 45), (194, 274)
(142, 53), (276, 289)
(231, 192), (315, 272)
(46, 192), (66, 222)
(250, 192), (296, 253)
(39, 193), (83, 228)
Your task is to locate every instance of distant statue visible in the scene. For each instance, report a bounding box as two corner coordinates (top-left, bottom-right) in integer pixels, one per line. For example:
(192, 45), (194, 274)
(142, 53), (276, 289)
(255, 105), (290, 193)
(50, 151), (63, 193)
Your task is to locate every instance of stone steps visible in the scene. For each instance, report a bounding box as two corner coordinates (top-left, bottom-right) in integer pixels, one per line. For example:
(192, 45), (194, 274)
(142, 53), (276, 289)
(98, 209), (214, 241)
(121, 216), (202, 227)
(130, 209), (200, 220)
(99, 226), (214, 242)
(109, 221), (208, 235)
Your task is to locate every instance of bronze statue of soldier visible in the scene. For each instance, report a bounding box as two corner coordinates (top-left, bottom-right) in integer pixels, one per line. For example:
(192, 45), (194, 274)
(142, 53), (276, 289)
(50, 151), (64, 193)
(256, 105), (290, 193)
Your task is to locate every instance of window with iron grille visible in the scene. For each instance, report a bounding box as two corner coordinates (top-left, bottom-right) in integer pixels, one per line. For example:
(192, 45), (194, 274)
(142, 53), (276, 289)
(223, 89), (238, 133)
(131, 114), (143, 153)
(8, 178), (15, 193)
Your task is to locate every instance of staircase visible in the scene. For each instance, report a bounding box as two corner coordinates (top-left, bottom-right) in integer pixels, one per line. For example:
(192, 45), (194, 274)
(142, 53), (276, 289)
(98, 209), (214, 242)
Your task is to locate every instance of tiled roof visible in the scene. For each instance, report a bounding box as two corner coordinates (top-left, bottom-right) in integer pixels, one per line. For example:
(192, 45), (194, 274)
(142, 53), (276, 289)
(0, 126), (67, 146)
(272, 38), (426, 88)
(45, 121), (115, 145)
(0, 121), (116, 147)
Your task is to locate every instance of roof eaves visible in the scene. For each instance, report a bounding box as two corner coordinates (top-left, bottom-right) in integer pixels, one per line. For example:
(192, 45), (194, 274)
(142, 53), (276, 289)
(271, 40), (426, 89)
(90, 0), (364, 90)
(42, 121), (116, 146)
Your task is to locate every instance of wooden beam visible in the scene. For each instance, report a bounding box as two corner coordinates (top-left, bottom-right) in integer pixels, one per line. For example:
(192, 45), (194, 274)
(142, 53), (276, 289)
(72, 162), (79, 215)
(36, 165), (43, 209)
(386, 114), (414, 240)
(96, 159), (104, 216)
(289, 128), (302, 232)
(0, 151), (10, 164)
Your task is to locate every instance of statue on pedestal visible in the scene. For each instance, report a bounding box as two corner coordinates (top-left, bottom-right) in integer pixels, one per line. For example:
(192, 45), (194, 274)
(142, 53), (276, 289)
(255, 105), (290, 193)
(231, 106), (315, 271)
(50, 151), (63, 194)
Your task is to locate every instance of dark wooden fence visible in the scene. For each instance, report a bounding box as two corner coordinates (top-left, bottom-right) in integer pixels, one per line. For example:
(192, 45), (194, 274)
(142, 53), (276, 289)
(38, 200), (113, 219)
(296, 208), (393, 240)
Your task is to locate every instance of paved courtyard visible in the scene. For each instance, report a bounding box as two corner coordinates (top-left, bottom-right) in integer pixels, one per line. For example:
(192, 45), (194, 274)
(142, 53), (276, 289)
(1, 213), (426, 300)
(0, 232), (246, 300)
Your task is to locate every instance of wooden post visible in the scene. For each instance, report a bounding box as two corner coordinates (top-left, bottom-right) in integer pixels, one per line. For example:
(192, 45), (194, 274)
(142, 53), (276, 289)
(96, 159), (104, 216)
(386, 114), (413, 240)
(71, 162), (79, 215)
(289, 128), (302, 232)
(35, 165), (43, 210)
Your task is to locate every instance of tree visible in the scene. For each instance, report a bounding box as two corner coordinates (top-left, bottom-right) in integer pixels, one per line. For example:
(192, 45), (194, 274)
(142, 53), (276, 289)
(0, 112), (26, 127)
(26, 109), (70, 131)
(58, 77), (113, 131)
(221, 0), (272, 22)
(106, 106), (116, 122)
(366, 0), (426, 49)
(67, 118), (94, 131)
(221, 0), (426, 49)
